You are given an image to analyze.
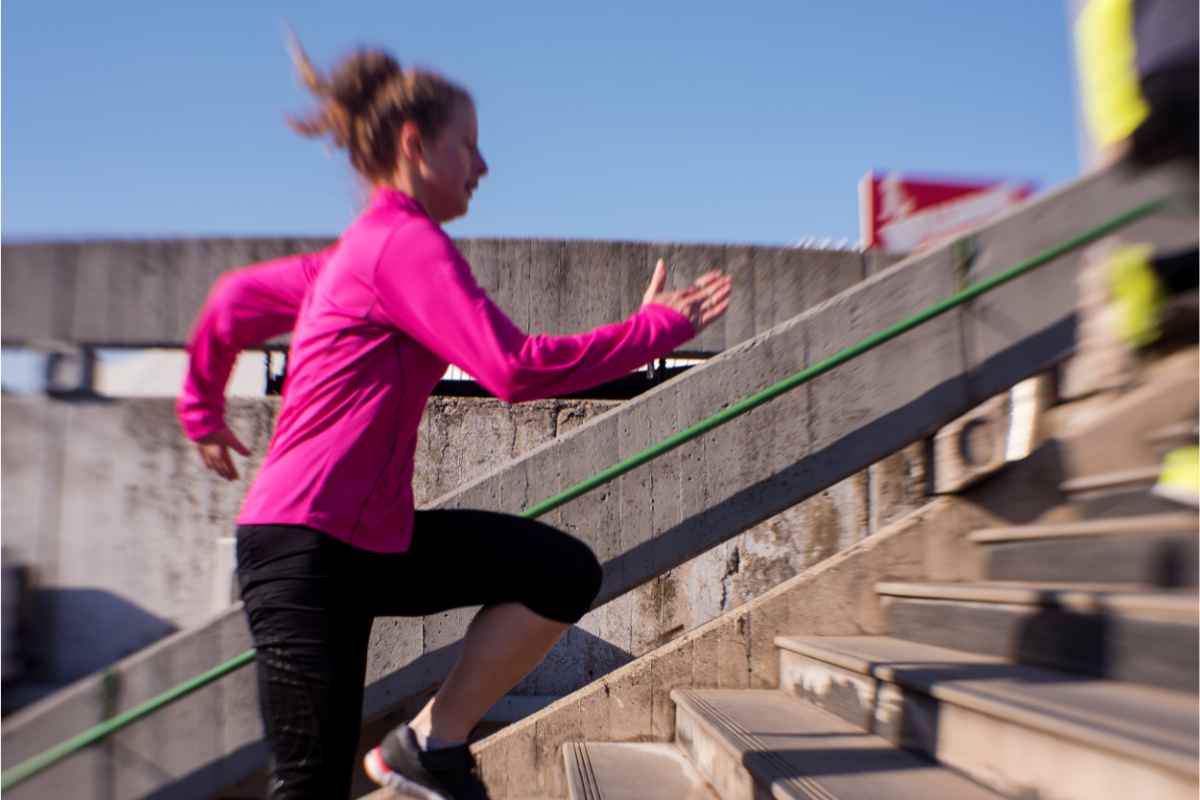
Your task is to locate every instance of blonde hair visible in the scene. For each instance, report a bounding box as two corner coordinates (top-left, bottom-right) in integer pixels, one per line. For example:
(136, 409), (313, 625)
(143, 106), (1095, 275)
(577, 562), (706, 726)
(286, 31), (472, 184)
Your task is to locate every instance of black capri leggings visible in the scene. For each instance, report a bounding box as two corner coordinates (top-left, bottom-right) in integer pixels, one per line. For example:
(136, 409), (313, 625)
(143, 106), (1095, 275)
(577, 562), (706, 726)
(236, 510), (603, 799)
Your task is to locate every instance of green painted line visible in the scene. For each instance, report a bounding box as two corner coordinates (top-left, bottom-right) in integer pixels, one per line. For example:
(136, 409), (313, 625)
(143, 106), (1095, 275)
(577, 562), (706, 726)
(0, 194), (1169, 792)
(2, 649), (256, 791)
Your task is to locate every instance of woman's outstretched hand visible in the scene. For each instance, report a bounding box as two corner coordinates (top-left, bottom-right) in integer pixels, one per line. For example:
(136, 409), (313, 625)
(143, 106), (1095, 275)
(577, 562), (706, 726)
(641, 258), (732, 334)
(196, 426), (252, 481)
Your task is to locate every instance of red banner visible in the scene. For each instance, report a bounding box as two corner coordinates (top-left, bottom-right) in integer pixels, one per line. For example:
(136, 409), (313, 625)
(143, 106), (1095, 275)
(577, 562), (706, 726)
(859, 172), (1036, 252)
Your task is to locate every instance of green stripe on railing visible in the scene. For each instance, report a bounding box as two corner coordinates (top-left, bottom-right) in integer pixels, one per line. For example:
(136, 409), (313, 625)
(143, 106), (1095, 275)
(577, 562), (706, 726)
(1, 650), (256, 791)
(0, 195), (1170, 792)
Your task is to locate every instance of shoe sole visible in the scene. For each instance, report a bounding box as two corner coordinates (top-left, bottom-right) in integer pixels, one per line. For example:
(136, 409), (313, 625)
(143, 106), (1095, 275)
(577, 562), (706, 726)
(363, 747), (449, 800)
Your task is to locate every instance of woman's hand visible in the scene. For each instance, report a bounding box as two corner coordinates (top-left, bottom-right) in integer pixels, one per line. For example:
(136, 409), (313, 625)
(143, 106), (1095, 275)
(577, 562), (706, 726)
(196, 427), (252, 481)
(642, 258), (732, 334)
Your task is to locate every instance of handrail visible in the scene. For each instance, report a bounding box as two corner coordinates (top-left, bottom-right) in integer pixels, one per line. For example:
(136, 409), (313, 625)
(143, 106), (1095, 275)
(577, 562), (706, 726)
(0, 195), (1171, 792)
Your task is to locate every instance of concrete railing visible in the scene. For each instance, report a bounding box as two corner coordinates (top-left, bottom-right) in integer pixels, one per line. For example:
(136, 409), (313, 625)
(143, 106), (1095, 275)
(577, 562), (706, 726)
(2, 162), (1193, 799)
(0, 237), (892, 352)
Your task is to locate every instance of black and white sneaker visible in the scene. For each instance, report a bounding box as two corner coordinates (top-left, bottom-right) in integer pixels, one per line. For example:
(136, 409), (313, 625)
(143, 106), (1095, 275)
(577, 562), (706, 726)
(363, 724), (491, 800)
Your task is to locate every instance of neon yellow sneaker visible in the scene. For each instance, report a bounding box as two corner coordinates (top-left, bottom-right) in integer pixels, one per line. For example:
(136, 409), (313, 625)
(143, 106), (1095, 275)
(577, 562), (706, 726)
(1153, 445), (1199, 508)
(1107, 244), (1165, 348)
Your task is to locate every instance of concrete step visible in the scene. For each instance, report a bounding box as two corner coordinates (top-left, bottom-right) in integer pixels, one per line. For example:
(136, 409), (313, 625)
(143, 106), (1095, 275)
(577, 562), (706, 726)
(563, 742), (716, 800)
(1145, 421), (1199, 448)
(1061, 466), (1161, 496)
(1055, 346), (1198, 474)
(775, 635), (1199, 800)
(967, 514), (1199, 586)
(968, 513), (1198, 543)
(670, 688), (1003, 800)
(876, 581), (1199, 691)
(1055, 466), (1185, 520)
(1058, 486), (1187, 521)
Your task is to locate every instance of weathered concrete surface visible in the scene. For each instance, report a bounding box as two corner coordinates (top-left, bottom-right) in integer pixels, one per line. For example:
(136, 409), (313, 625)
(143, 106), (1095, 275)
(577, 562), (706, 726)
(3, 163), (1190, 800)
(462, 497), (1002, 799)
(0, 395), (620, 683)
(1, 238), (882, 351)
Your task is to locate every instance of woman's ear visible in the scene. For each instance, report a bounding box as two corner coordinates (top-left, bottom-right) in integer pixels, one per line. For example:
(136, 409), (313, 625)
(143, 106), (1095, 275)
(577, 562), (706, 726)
(398, 120), (424, 164)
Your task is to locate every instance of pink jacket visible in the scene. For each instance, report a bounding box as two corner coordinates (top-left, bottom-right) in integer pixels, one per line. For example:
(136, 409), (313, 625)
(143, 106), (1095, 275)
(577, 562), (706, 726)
(178, 189), (695, 552)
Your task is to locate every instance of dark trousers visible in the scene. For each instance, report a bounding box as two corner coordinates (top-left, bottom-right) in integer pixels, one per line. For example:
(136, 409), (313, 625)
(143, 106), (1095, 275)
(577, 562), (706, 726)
(1128, 62), (1198, 169)
(1152, 249), (1199, 296)
(1126, 64), (1199, 307)
(236, 511), (603, 799)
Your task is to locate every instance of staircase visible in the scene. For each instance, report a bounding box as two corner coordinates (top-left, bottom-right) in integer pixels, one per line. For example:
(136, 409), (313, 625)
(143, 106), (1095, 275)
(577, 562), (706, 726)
(558, 363), (1199, 800)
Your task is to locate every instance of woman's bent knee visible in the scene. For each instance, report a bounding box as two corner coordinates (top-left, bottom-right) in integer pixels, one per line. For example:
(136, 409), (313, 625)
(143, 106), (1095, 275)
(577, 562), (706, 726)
(526, 535), (602, 624)
(575, 546), (604, 616)
(555, 541), (603, 623)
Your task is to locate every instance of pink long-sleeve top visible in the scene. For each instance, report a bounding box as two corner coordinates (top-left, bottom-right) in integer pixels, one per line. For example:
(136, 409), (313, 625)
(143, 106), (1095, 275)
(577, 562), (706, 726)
(178, 189), (695, 552)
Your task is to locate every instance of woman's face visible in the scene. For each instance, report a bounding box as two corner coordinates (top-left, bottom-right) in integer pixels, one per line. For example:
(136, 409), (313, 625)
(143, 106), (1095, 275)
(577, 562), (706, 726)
(418, 99), (488, 223)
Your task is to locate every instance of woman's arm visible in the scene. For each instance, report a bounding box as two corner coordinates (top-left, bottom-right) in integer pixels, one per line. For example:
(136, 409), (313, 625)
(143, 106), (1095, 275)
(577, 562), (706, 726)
(373, 230), (729, 403)
(177, 247), (332, 443)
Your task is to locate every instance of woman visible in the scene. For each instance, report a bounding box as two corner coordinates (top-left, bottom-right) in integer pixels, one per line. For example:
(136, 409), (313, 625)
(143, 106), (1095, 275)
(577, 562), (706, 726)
(178, 36), (731, 800)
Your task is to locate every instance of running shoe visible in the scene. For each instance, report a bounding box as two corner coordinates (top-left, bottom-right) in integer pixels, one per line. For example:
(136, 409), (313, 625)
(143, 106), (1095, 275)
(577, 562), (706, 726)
(363, 724), (491, 800)
(1107, 243), (1165, 348)
(1153, 445), (1200, 508)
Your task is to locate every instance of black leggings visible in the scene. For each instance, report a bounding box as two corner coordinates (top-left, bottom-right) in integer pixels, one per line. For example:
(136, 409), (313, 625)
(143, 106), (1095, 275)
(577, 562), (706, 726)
(1152, 249), (1200, 296)
(236, 510), (603, 799)
(1129, 62), (1198, 169)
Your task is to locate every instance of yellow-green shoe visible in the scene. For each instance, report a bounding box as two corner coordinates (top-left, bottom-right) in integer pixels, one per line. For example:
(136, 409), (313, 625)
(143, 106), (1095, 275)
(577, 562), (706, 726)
(1107, 244), (1165, 348)
(1153, 445), (1199, 508)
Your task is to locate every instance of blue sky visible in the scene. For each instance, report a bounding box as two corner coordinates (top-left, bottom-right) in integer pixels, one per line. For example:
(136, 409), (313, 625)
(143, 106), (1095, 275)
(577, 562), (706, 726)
(3, 2), (1083, 246)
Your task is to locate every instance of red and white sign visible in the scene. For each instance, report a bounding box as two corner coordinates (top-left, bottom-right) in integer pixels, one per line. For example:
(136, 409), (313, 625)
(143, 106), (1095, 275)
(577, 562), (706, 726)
(859, 172), (1036, 253)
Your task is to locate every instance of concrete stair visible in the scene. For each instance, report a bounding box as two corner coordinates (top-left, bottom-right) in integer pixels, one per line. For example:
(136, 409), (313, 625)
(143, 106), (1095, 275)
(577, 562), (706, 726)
(1060, 467), (1162, 497)
(877, 581), (1198, 691)
(1056, 470), (1183, 520)
(563, 743), (715, 800)
(561, 364), (1198, 799)
(775, 636), (1197, 800)
(669, 688), (1001, 800)
(566, 569), (1198, 799)
(1145, 421), (1199, 453)
(1054, 348), (1198, 482)
(968, 513), (1198, 586)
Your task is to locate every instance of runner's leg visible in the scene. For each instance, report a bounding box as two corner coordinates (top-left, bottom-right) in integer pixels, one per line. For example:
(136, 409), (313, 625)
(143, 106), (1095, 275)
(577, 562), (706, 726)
(412, 603), (567, 742)
(368, 509), (603, 743)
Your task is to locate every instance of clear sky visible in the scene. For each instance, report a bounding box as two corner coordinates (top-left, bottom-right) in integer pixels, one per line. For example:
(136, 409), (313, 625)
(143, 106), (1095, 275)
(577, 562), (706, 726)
(3, 2), (1083, 247)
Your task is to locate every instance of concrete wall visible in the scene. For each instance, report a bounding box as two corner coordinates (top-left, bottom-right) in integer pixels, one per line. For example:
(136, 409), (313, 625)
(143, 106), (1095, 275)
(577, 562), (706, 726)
(0, 395), (614, 683)
(0, 237), (886, 352)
